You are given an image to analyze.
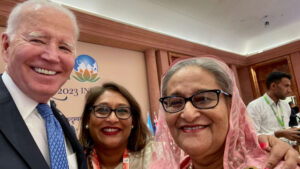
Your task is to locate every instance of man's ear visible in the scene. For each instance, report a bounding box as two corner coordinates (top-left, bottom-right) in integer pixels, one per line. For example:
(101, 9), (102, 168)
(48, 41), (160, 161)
(1, 33), (10, 63)
(270, 82), (277, 90)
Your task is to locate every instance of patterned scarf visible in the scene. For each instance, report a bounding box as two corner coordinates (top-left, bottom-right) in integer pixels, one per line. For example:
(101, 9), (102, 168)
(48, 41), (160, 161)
(150, 56), (284, 169)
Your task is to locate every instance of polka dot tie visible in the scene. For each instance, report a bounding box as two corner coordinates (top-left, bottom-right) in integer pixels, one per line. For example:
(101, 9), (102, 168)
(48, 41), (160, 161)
(37, 103), (69, 169)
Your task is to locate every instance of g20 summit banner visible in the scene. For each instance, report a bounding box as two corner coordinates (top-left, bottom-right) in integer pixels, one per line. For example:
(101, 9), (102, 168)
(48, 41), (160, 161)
(52, 54), (100, 135)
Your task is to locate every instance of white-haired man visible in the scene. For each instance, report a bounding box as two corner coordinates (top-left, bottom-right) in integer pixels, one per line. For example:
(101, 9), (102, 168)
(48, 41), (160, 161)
(0, 0), (86, 168)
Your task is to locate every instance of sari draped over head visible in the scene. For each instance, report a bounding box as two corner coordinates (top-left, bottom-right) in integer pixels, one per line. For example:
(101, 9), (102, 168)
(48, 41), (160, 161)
(150, 56), (284, 169)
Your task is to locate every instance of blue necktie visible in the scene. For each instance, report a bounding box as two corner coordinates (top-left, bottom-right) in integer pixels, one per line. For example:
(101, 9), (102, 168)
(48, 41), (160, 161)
(37, 103), (69, 169)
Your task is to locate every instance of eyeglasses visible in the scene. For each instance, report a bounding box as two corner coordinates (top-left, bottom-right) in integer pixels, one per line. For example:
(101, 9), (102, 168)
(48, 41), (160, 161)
(90, 105), (132, 120)
(159, 89), (231, 113)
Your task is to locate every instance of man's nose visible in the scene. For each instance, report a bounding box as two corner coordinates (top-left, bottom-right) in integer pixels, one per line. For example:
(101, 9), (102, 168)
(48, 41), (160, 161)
(288, 87), (292, 94)
(41, 43), (60, 63)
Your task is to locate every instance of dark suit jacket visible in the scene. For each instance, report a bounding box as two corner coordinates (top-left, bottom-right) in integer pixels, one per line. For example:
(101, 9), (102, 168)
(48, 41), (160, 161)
(0, 74), (87, 169)
(289, 106), (299, 127)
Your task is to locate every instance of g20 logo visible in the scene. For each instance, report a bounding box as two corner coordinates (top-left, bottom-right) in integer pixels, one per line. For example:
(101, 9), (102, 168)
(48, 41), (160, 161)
(73, 55), (100, 82)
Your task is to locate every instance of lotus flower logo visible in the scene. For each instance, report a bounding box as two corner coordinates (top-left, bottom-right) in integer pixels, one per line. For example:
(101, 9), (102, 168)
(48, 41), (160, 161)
(73, 55), (100, 82)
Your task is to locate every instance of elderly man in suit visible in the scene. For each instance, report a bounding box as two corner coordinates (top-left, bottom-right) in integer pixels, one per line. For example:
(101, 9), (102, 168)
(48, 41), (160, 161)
(0, 0), (86, 168)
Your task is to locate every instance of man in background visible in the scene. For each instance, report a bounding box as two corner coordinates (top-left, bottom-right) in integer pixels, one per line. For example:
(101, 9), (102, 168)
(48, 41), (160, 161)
(289, 101), (299, 127)
(0, 0), (86, 168)
(247, 71), (300, 144)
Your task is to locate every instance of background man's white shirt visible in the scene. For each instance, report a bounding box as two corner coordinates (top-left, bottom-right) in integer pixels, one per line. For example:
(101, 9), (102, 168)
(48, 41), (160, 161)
(247, 93), (291, 135)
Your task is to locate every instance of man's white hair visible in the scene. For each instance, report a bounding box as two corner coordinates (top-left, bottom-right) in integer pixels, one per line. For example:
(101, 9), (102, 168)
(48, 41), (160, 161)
(5, 0), (79, 41)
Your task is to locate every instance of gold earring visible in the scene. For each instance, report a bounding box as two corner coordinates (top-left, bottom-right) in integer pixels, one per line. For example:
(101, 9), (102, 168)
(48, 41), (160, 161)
(85, 125), (89, 129)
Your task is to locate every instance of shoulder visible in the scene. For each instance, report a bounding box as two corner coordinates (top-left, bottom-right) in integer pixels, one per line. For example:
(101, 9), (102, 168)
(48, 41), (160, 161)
(143, 139), (154, 157)
(0, 75), (11, 103)
(129, 139), (154, 169)
(280, 100), (290, 107)
(248, 96), (265, 105)
(132, 139), (154, 157)
(247, 96), (265, 111)
(280, 100), (291, 111)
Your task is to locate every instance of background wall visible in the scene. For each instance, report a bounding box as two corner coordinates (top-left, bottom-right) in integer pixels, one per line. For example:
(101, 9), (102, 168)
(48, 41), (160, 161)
(243, 42), (300, 106)
(0, 27), (150, 134)
(2, 0), (300, 128)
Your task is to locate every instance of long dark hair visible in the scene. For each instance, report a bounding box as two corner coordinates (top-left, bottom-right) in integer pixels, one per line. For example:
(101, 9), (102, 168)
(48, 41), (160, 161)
(79, 82), (151, 153)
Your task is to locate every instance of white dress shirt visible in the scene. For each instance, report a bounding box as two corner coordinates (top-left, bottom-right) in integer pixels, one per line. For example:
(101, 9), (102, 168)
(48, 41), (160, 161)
(247, 93), (294, 144)
(2, 72), (78, 169)
(247, 93), (291, 134)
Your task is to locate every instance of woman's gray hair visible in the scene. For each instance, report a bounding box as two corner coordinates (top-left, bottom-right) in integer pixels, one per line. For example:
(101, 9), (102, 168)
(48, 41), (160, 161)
(5, 0), (79, 41)
(162, 57), (233, 97)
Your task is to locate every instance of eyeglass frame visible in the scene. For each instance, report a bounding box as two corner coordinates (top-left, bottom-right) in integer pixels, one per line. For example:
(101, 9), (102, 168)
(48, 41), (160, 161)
(159, 89), (232, 113)
(90, 105), (132, 120)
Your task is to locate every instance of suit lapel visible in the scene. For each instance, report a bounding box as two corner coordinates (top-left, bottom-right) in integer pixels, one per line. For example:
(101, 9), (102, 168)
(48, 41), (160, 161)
(0, 75), (49, 169)
(51, 100), (87, 169)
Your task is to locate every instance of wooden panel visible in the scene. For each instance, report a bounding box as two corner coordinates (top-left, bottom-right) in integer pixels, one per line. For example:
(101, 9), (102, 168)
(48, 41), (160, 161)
(257, 60), (288, 95)
(3, 0), (300, 106)
(156, 50), (169, 80)
(249, 66), (261, 99)
(229, 64), (242, 97)
(144, 49), (160, 121)
(237, 66), (254, 104)
(168, 52), (192, 65)
(290, 53), (300, 96)
(249, 56), (300, 106)
(247, 40), (300, 65)
(287, 55), (300, 106)
(0, 0), (246, 66)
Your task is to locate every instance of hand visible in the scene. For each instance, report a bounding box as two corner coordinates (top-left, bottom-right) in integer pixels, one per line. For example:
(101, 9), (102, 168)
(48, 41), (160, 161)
(275, 128), (300, 142)
(258, 135), (300, 169)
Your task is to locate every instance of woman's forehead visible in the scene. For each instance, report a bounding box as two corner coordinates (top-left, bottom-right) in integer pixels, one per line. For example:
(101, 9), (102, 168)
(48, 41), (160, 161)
(169, 65), (215, 82)
(166, 66), (220, 95)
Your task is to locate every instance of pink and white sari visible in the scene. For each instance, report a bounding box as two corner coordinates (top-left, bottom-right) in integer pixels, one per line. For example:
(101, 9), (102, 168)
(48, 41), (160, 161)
(150, 56), (284, 169)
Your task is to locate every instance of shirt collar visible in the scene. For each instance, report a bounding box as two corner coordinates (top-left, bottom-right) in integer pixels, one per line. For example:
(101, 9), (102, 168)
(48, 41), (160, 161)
(264, 93), (282, 105)
(2, 72), (39, 120)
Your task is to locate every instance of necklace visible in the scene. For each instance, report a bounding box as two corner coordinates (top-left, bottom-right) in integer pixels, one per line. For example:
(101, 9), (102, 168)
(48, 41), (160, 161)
(89, 148), (130, 169)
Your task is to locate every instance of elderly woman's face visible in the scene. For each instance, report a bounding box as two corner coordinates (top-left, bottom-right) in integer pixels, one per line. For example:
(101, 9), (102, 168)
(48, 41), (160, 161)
(165, 65), (230, 158)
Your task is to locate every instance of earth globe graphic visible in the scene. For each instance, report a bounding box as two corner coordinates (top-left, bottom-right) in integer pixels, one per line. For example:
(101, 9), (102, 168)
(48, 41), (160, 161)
(73, 55), (100, 82)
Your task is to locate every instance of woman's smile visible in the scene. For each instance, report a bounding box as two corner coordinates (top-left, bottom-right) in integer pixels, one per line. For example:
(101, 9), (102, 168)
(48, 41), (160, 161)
(180, 124), (208, 133)
(101, 126), (122, 135)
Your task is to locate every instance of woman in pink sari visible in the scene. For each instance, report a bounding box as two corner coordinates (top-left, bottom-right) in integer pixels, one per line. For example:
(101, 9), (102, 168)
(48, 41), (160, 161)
(151, 56), (299, 169)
